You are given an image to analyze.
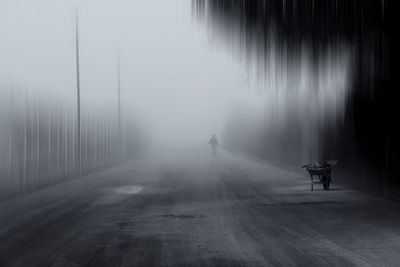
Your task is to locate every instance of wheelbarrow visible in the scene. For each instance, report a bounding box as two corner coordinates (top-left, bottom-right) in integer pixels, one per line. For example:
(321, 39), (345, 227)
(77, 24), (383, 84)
(302, 160), (338, 191)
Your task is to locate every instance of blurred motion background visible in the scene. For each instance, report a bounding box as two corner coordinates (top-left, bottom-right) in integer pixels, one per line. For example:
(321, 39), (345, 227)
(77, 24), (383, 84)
(0, 0), (397, 200)
(193, 0), (397, 197)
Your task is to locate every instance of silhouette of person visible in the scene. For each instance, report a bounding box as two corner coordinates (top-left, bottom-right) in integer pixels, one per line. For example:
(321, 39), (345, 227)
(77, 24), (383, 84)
(208, 134), (218, 156)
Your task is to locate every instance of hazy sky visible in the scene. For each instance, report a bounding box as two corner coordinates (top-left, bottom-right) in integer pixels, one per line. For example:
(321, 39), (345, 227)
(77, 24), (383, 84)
(0, 0), (352, 151)
(0, 0), (255, 148)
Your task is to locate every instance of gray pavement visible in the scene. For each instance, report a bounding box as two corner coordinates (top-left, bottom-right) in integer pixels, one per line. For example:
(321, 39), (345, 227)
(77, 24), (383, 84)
(1, 147), (400, 267)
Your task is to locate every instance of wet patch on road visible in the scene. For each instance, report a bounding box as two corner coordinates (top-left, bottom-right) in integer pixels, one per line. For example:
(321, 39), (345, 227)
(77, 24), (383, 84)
(156, 214), (206, 219)
(262, 200), (348, 206)
(114, 185), (143, 194)
(92, 185), (143, 206)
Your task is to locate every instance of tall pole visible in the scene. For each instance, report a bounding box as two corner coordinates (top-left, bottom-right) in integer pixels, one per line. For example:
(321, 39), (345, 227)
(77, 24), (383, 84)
(76, 10), (82, 175)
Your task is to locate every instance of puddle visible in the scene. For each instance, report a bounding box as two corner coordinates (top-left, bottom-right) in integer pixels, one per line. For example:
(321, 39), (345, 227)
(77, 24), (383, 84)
(92, 185), (143, 206)
(115, 185), (143, 194)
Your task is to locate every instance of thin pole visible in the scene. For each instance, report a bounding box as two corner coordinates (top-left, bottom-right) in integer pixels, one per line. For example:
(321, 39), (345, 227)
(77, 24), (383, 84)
(76, 10), (82, 175)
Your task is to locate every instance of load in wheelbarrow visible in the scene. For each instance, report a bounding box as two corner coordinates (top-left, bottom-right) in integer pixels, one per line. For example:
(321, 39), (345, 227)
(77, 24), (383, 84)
(302, 160), (338, 191)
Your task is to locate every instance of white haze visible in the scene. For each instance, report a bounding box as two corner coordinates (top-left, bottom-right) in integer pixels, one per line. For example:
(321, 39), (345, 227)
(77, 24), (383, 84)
(0, 0), (251, 150)
(0, 0), (351, 153)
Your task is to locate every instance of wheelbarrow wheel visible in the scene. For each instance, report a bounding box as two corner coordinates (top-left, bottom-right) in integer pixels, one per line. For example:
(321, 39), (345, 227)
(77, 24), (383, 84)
(323, 182), (330, 190)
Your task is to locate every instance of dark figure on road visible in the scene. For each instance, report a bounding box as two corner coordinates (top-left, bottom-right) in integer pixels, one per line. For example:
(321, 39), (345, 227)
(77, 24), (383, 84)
(208, 134), (218, 156)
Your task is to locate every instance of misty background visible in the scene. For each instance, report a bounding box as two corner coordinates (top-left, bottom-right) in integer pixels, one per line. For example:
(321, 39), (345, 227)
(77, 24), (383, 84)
(0, 0), (397, 200)
(0, 0), (258, 199)
(0, 0), (245, 146)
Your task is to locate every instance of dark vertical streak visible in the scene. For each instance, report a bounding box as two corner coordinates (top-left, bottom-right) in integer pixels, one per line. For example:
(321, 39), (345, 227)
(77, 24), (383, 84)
(193, 0), (394, 196)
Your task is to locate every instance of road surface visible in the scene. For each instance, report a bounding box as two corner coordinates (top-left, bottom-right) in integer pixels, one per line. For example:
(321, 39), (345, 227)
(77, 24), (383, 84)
(1, 147), (400, 266)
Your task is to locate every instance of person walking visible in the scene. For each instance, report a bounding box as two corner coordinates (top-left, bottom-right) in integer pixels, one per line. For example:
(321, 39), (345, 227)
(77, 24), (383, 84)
(208, 134), (218, 156)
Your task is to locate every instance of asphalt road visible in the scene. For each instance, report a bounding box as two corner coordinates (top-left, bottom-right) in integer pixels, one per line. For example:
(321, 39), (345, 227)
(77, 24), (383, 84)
(1, 147), (400, 267)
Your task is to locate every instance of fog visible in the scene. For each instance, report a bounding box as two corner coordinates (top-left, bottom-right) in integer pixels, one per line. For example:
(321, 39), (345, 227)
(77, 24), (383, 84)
(0, 0), (396, 199)
(0, 0), (252, 149)
(0, 0), (258, 198)
(1, 2), (400, 265)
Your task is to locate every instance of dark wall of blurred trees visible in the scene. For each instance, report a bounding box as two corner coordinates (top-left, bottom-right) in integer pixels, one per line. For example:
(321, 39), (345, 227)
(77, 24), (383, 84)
(193, 0), (398, 197)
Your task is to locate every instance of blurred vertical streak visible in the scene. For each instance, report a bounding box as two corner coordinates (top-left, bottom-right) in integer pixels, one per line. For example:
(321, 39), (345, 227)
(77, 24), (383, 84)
(36, 92), (40, 189)
(192, 0), (206, 22)
(48, 105), (51, 180)
(90, 112), (94, 169)
(60, 104), (64, 179)
(89, 109), (96, 170)
(23, 90), (28, 194)
(75, 10), (82, 176)
(72, 102), (75, 176)
(117, 51), (122, 162)
(82, 108), (85, 173)
(107, 112), (112, 163)
(99, 112), (102, 166)
(102, 111), (105, 166)
(65, 104), (68, 179)
(107, 110), (111, 163)
(192, 0), (392, 195)
(112, 115), (116, 162)
(104, 111), (107, 165)
(9, 87), (14, 193)
(113, 114), (116, 162)
(94, 114), (98, 169)
(57, 103), (60, 180)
